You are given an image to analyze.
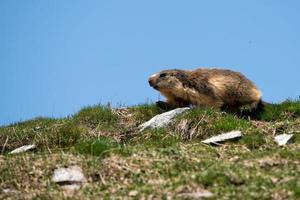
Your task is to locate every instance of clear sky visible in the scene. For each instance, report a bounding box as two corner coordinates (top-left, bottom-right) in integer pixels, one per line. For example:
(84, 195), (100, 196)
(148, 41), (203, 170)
(1, 0), (300, 126)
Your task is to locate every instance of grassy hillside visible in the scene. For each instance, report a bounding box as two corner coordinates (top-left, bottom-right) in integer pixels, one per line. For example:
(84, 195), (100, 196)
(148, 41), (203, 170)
(1, 100), (300, 199)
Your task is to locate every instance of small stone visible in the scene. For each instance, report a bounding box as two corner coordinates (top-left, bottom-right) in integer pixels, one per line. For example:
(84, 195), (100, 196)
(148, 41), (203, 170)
(52, 166), (86, 190)
(9, 144), (36, 154)
(139, 107), (190, 131)
(202, 131), (242, 144)
(129, 190), (138, 196)
(274, 134), (293, 146)
(177, 190), (213, 199)
(3, 188), (13, 193)
(229, 156), (240, 162)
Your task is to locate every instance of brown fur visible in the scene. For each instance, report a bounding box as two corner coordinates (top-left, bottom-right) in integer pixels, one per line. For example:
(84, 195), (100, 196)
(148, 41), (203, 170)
(148, 68), (263, 113)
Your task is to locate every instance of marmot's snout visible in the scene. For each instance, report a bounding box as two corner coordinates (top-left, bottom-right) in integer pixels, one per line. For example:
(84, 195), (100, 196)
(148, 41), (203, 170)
(148, 74), (158, 89)
(148, 78), (154, 87)
(149, 79), (159, 89)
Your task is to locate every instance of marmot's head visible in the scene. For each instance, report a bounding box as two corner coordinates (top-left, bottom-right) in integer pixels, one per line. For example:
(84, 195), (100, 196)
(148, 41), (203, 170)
(148, 69), (189, 92)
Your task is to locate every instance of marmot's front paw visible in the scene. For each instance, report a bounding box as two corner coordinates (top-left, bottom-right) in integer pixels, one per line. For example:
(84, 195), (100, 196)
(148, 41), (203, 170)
(156, 101), (173, 110)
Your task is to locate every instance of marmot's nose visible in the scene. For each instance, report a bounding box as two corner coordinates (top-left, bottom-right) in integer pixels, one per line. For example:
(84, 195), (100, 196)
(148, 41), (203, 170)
(148, 79), (154, 87)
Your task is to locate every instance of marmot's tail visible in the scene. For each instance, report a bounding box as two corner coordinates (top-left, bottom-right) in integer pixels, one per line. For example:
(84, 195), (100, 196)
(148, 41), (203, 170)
(255, 99), (266, 112)
(257, 99), (272, 111)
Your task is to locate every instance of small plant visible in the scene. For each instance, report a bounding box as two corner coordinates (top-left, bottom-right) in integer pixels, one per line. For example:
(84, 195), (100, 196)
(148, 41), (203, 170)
(240, 132), (266, 150)
(131, 104), (162, 123)
(196, 169), (230, 187)
(75, 137), (119, 156)
(73, 105), (118, 130)
(49, 122), (83, 148)
(130, 128), (180, 148)
(213, 114), (250, 132)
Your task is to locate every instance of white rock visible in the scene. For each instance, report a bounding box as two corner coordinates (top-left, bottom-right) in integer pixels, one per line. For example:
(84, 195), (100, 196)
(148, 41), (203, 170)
(52, 166), (86, 190)
(129, 190), (138, 196)
(274, 134), (293, 146)
(139, 107), (190, 132)
(9, 144), (36, 154)
(3, 188), (13, 193)
(177, 190), (214, 199)
(201, 130), (242, 144)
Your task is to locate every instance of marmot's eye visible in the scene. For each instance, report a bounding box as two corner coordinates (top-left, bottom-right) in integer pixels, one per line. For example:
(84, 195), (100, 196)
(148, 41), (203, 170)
(159, 73), (167, 78)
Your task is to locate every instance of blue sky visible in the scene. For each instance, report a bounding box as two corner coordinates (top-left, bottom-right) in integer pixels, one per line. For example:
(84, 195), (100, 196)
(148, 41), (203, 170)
(1, 0), (300, 126)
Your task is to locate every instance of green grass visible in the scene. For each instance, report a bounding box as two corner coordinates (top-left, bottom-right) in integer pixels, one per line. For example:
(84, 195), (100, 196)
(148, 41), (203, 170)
(240, 131), (267, 150)
(130, 128), (180, 148)
(130, 103), (162, 122)
(73, 105), (118, 130)
(259, 99), (300, 121)
(1, 100), (300, 199)
(0, 118), (87, 153)
(175, 108), (251, 140)
(74, 137), (119, 156)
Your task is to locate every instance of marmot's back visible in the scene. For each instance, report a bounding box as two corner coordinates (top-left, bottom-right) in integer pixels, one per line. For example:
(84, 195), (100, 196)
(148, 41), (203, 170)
(189, 69), (261, 106)
(148, 68), (262, 112)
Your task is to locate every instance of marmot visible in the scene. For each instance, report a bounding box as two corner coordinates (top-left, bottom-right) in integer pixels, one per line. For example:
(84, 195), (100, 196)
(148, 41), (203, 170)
(148, 68), (264, 114)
